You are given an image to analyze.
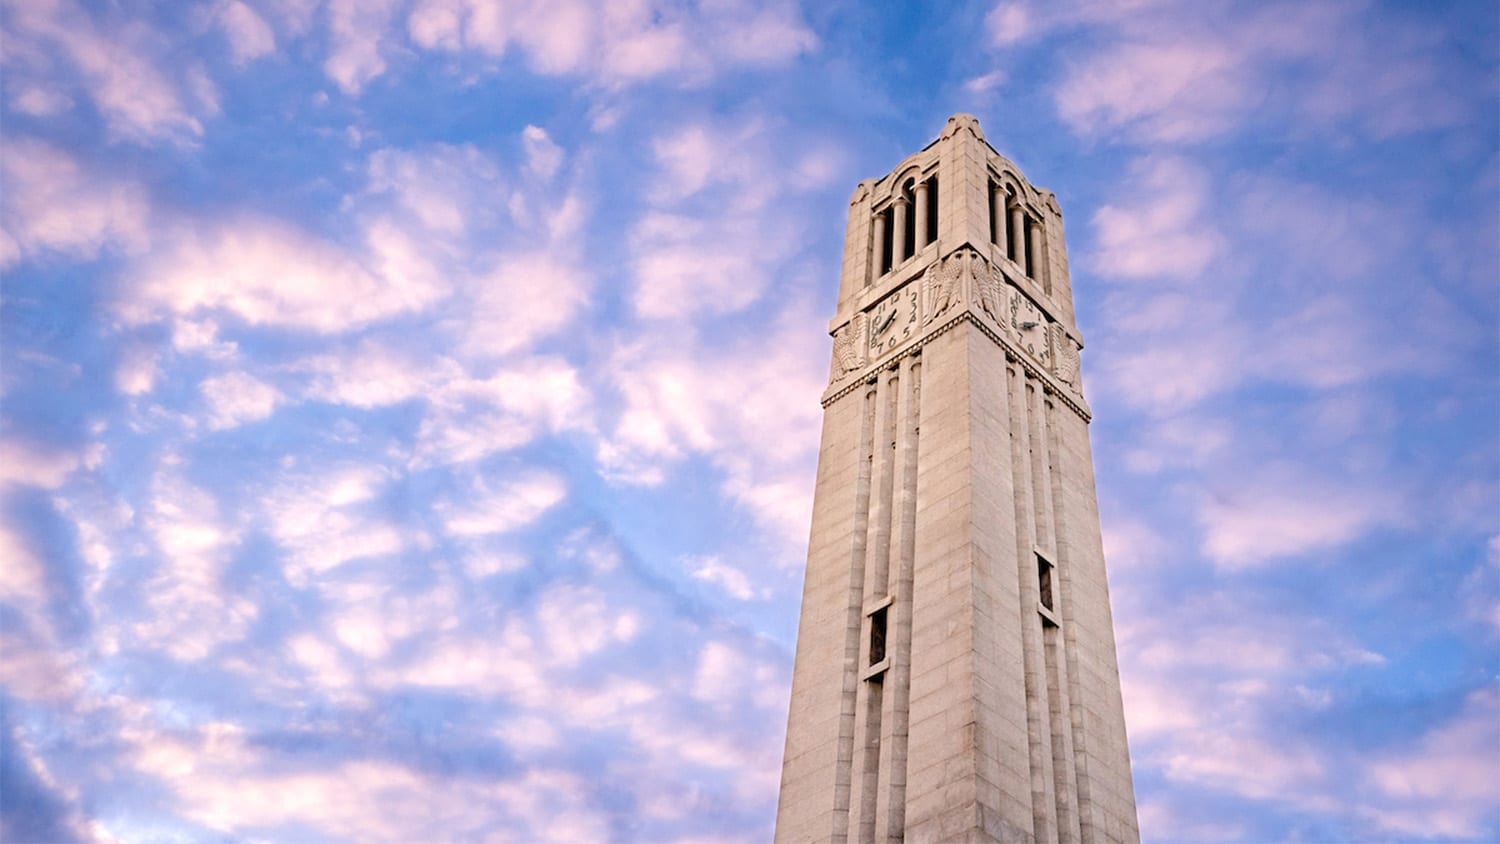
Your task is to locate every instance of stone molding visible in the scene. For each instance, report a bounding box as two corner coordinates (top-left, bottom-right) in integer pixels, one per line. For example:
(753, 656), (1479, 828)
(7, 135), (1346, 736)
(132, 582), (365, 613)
(821, 308), (1092, 421)
(824, 249), (1091, 420)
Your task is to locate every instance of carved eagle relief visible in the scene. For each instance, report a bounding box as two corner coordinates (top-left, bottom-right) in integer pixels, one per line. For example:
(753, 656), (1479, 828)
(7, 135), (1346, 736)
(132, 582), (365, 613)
(1052, 323), (1081, 386)
(922, 251), (963, 323)
(830, 312), (868, 381)
(977, 262), (1005, 326)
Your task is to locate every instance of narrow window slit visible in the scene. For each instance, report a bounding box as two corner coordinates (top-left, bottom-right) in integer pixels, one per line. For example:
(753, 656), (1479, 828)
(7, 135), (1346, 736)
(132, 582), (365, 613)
(925, 175), (939, 246)
(1036, 553), (1054, 613)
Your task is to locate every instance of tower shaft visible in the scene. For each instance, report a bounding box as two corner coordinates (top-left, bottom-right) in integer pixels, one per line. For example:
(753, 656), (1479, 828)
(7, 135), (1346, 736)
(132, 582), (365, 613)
(776, 115), (1138, 844)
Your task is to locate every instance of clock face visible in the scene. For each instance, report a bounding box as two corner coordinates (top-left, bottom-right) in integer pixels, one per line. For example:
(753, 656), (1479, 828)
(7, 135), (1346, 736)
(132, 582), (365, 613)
(868, 284), (921, 356)
(1009, 291), (1052, 366)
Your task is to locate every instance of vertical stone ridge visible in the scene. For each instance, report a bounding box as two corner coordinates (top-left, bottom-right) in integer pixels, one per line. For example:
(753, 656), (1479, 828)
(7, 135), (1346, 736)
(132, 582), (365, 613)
(1010, 369), (1055, 841)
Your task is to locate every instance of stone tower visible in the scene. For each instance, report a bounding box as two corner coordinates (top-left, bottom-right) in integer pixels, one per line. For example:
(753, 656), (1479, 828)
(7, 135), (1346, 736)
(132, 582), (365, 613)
(775, 115), (1138, 843)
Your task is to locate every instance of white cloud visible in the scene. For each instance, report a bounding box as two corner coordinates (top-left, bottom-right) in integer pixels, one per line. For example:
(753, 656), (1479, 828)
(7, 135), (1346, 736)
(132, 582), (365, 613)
(298, 339), (590, 466)
(1361, 685), (1500, 838)
(688, 556), (766, 601)
(300, 340), (450, 409)
(354, 140), (593, 360)
(985, 1), (1034, 45)
(260, 464), (405, 583)
(0, 437), (103, 490)
(963, 69), (1007, 93)
(1089, 156), (1223, 282)
(404, 0), (814, 86)
(135, 470), (255, 660)
(3, 0), (213, 145)
(201, 371), (282, 429)
(461, 251), (590, 358)
(11, 85), (73, 116)
(0, 138), (151, 267)
(115, 343), (160, 396)
(522, 125), (564, 180)
(438, 469), (567, 537)
(365, 144), (505, 236)
(600, 300), (825, 549)
(119, 216), (446, 333)
(630, 117), (838, 320)
(120, 715), (610, 841)
(217, 0), (276, 64)
(324, 0), (400, 94)
(691, 640), (785, 710)
(414, 356), (591, 467)
(991, 0), (1480, 144)
(1058, 36), (1246, 143)
(1197, 464), (1403, 569)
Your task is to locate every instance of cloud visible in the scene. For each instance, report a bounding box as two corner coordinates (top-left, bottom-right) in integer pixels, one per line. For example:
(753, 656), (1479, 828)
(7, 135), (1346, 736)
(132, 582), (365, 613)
(259, 463), (407, 586)
(366, 144), (506, 236)
(1057, 35), (1248, 143)
(413, 356), (591, 467)
(324, 0), (400, 94)
(687, 555), (767, 601)
(0, 138), (151, 267)
(991, 0), (1484, 144)
(1196, 463), (1403, 569)
(405, 0), (815, 86)
(521, 125), (564, 180)
(217, 0), (276, 64)
(134, 469), (256, 660)
(1361, 685), (1500, 838)
(437, 469), (567, 537)
(355, 139), (593, 359)
(119, 716), (611, 841)
(963, 69), (1007, 93)
(297, 339), (590, 466)
(630, 116), (842, 319)
(0, 438), (103, 491)
(1112, 586), (1467, 836)
(200, 371), (282, 429)
(2, 0), (214, 145)
(598, 299), (826, 549)
(10, 85), (74, 116)
(1089, 156), (1224, 282)
(118, 215), (446, 333)
(460, 251), (590, 358)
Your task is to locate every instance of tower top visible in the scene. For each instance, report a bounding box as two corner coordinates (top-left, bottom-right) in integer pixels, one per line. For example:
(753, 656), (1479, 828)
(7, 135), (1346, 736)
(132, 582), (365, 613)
(827, 113), (1085, 417)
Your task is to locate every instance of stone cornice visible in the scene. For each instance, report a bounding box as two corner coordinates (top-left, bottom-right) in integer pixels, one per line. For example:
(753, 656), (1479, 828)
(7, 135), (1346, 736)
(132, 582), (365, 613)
(821, 310), (1093, 422)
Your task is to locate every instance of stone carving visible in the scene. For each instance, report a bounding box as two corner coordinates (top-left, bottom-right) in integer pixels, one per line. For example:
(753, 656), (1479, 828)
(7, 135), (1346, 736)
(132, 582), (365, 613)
(1053, 324), (1081, 385)
(976, 262), (1006, 326)
(830, 312), (868, 380)
(1042, 190), (1061, 216)
(850, 179), (873, 206)
(939, 113), (984, 143)
(922, 251), (963, 323)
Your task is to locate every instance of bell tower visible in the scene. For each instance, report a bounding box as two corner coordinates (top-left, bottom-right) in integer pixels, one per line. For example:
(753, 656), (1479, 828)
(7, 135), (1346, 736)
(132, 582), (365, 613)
(775, 115), (1138, 843)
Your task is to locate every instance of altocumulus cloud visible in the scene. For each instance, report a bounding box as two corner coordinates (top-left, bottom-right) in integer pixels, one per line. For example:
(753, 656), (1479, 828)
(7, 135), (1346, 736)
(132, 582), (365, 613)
(0, 0), (1496, 842)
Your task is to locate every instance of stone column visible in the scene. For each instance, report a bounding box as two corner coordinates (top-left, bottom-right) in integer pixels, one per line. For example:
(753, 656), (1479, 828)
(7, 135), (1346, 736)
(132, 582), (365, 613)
(992, 184), (1009, 251)
(1029, 218), (1047, 289)
(892, 195), (910, 267)
(913, 180), (930, 250)
(872, 211), (888, 279)
(1010, 204), (1027, 273)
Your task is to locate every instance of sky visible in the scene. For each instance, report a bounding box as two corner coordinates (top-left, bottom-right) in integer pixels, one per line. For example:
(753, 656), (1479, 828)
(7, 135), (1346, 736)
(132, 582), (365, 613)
(0, 0), (1496, 841)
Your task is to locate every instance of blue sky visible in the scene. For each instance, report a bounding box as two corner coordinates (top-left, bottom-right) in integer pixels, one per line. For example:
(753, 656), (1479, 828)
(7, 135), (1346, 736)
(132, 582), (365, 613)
(1, 0), (1496, 841)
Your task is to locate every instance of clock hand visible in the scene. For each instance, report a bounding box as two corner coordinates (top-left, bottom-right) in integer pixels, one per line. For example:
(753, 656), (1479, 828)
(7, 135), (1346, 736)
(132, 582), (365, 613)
(1019, 320), (1039, 329)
